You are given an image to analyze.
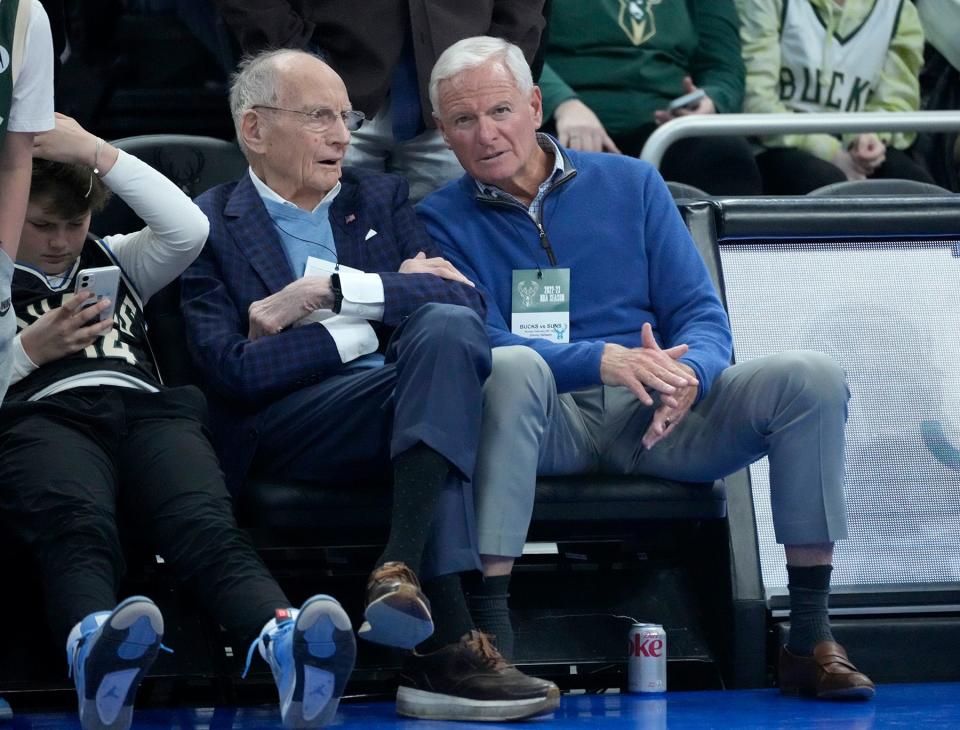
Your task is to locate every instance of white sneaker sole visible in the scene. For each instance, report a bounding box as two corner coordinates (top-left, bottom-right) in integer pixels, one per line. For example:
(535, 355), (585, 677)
(396, 685), (561, 722)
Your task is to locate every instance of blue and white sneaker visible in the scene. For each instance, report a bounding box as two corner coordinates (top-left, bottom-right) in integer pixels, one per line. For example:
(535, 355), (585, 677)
(66, 595), (164, 730)
(245, 595), (357, 728)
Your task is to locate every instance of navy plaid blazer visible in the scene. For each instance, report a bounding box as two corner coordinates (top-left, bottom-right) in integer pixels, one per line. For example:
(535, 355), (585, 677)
(180, 167), (485, 488)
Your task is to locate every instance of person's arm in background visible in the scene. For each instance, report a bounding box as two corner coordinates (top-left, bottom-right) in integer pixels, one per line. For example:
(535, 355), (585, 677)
(1, 0), (55, 261)
(499, 1), (621, 153)
(212, 0), (314, 54)
(0, 133), (34, 263)
(686, 0), (745, 114)
(541, 63), (620, 152)
(0, 132), (35, 405)
(845, 1), (924, 152)
(1, 0), (55, 404)
(649, 2), (737, 124)
(736, 0), (844, 161)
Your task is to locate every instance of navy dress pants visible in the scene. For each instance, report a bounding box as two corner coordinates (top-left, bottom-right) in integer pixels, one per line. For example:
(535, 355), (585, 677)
(253, 303), (492, 578)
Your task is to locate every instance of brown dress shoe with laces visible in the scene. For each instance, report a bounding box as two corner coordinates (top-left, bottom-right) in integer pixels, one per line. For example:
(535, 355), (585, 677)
(779, 641), (876, 700)
(397, 630), (560, 721)
(358, 561), (433, 649)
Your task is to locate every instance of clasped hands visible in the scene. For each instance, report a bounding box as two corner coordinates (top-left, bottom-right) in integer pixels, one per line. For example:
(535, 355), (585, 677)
(832, 133), (886, 180)
(600, 323), (699, 450)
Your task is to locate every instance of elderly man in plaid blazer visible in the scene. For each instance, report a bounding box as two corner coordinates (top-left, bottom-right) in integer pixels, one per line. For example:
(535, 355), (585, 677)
(180, 48), (560, 722)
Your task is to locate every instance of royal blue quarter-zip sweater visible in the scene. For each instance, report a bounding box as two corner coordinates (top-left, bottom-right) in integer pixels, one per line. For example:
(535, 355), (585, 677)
(418, 145), (733, 400)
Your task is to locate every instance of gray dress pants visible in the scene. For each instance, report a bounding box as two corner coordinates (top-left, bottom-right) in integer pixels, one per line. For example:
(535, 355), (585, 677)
(475, 346), (850, 557)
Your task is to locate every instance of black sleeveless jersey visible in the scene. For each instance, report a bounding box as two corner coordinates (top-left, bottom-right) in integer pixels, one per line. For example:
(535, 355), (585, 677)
(6, 238), (161, 402)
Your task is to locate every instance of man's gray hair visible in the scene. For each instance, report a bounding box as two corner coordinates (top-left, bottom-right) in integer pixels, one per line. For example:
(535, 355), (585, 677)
(429, 36), (533, 116)
(229, 48), (310, 155)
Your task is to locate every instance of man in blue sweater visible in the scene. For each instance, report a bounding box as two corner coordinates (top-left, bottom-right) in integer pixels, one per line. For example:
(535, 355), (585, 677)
(418, 36), (875, 701)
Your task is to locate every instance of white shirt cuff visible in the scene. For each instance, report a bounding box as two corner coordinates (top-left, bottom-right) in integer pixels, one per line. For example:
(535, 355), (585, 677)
(337, 271), (385, 321)
(11, 335), (39, 383)
(319, 315), (380, 363)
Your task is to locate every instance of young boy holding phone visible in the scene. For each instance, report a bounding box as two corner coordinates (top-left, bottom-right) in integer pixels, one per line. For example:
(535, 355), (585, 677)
(0, 114), (358, 730)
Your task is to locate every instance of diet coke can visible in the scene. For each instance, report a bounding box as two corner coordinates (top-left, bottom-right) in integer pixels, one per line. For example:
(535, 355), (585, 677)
(627, 623), (667, 693)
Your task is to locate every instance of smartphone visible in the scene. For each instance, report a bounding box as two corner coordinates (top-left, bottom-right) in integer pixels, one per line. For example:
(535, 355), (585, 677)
(74, 265), (120, 322)
(666, 88), (706, 113)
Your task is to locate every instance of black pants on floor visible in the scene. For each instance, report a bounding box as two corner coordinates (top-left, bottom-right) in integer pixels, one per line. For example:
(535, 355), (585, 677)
(0, 386), (288, 646)
(756, 145), (937, 195)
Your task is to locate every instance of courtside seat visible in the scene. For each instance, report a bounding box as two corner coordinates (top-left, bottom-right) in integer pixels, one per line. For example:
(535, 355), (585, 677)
(237, 474), (726, 533)
(228, 197), (732, 544)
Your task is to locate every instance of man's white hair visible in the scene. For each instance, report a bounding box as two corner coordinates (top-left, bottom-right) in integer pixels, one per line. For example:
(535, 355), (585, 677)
(429, 36), (533, 116)
(229, 48), (315, 156)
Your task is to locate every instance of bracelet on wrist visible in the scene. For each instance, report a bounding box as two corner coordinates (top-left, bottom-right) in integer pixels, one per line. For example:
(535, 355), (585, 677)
(84, 138), (105, 199)
(93, 138), (104, 175)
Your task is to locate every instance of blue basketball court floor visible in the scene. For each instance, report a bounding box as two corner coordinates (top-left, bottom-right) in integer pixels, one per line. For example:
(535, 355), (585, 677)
(5, 682), (959, 728)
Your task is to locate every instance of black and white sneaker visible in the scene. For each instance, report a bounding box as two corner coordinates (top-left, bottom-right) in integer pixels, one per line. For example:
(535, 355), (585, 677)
(396, 630), (560, 721)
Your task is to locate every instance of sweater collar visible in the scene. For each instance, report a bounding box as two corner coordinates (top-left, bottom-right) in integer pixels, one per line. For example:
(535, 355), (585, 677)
(470, 133), (577, 206)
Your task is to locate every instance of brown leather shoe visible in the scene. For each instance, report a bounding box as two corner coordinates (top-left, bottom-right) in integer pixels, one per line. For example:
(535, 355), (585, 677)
(779, 641), (876, 700)
(358, 561), (433, 649)
(397, 630), (560, 721)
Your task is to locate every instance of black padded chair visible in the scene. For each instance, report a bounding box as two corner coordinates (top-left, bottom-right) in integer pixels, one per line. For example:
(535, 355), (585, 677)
(236, 212), (731, 539)
(807, 178), (954, 197)
(92, 134), (247, 236)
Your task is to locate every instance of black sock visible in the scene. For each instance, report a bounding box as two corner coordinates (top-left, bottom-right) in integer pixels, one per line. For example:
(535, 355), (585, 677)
(377, 443), (449, 572)
(418, 573), (474, 653)
(465, 574), (514, 660)
(786, 564), (835, 656)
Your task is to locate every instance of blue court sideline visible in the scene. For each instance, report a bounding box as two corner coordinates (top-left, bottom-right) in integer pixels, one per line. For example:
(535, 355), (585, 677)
(6, 682), (959, 729)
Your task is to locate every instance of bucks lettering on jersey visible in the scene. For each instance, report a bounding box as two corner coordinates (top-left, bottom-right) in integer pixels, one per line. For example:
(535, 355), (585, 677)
(7, 237), (160, 401)
(778, 0), (904, 113)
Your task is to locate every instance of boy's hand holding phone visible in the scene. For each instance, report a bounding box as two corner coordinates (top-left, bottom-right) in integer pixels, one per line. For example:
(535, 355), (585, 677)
(19, 291), (115, 367)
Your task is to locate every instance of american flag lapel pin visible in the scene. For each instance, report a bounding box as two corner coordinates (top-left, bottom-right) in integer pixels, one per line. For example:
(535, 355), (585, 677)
(345, 213), (356, 224)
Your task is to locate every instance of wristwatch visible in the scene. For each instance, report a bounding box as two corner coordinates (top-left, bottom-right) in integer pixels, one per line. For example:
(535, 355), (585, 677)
(330, 273), (343, 314)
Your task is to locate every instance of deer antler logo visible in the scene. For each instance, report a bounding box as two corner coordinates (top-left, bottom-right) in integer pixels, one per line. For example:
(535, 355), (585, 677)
(155, 148), (205, 195)
(517, 280), (540, 308)
(618, 0), (662, 46)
